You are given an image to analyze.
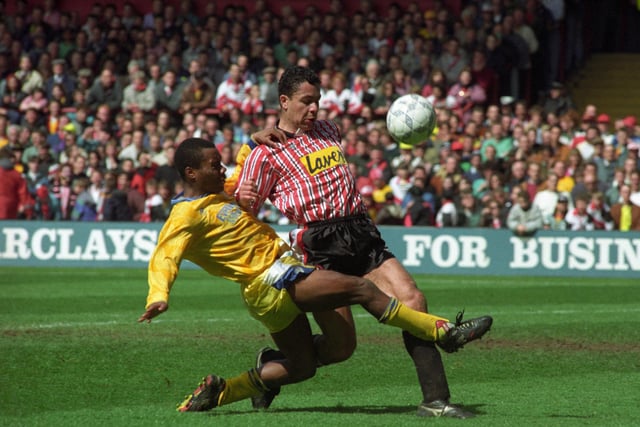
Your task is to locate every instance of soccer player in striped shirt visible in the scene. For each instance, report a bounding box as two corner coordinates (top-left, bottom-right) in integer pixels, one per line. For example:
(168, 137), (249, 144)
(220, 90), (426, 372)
(235, 66), (492, 418)
(139, 137), (490, 413)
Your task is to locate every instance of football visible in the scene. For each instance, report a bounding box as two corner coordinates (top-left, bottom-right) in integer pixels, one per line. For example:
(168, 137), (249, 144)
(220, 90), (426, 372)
(386, 94), (437, 146)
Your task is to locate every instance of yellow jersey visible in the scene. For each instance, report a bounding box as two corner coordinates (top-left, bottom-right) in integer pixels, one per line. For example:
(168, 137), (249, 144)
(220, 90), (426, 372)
(146, 192), (289, 309)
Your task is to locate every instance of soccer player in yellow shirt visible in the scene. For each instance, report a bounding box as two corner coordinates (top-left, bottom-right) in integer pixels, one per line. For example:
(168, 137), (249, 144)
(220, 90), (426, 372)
(138, 137), (492, 413)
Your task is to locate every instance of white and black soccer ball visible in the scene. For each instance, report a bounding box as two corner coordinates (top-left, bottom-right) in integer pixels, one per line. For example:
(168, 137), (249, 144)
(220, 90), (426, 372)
(386, 94), (436, 146)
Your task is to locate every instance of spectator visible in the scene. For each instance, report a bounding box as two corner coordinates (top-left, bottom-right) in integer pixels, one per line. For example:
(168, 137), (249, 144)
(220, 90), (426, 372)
(507, 189), (544, 236)
(402, 179), (435, 227)
(240, 84), (263, 117)
(570, 164), (607, 203)
(551, 159), (575, 194)
(505, 159), (527, 193)
(54, 165), (74, 220)
(131, 151), (157, 195)
(448, 67), (486, 122)
(431, 154), (462, 197)
(215, 64), (249, 113)
(258, 66), (279, 112)
(610, 184), (640, 231)
(70, 176), (97, 221)
(14, 54), (43, 95)
(86, 68), (123, 113)
(178, 71), (214, 116)
(119, 171), (145, 221)
(470, 49), (498, 104)
(139, 177), (163, 223)
(0, 147), (30, 219)
(273, 26), (298, 67)
(435, 185), (458, 228)
(122, 71), (156, 114)
(594, 143), (618, 185)
(371, 80), (399, 119)
(320, 72), (362, 119)
(154, 145), (181, 190)
(587, 191), (613, 230)
(370, 168), (393, 207)
(102, 171), (132, 221)
(119, 129), (145, 166)
(155, 70), (186, 119)
(482, 197), (507, 229)
(481, 121), (513, 161)
(458, 189), (482, 227)
(45, 58), (75, 100)
(564, 193), (594, 231)
(0, 74), (26, 124)
(542, 81), (575, 117)
(388, 164), (412, 203)
(19, 87), (48, 114)
(543, 194), (569, 230)
(436, 38), (469, 86)
(374, 192), (404, 225)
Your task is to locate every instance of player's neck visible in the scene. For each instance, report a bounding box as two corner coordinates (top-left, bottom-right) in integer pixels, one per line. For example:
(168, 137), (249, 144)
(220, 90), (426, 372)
(183, 186), (208, 199)
(276, 119), (300, 136)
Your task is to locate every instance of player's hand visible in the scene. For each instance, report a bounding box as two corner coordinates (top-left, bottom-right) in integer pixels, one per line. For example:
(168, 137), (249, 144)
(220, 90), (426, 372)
(251, 128), (286, 148)
(138, 301), (168, 323)
(237, 179), (260, 212)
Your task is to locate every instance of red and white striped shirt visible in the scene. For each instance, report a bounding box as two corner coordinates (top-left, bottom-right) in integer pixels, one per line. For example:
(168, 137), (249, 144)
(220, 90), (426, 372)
(239, 120), (366, 224)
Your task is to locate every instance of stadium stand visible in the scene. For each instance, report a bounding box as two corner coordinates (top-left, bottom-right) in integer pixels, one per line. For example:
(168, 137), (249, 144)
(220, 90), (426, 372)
(0, 0), (639, 231)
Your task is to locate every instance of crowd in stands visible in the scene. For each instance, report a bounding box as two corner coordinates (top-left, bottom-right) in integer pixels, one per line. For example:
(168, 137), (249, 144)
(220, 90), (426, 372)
(1, 0), (640, 231)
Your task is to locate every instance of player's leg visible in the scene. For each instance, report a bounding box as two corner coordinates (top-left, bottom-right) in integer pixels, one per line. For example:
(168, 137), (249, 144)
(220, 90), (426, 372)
(260, 314), (318, 387)
(311, 307), (357, 365)
(364, 257), (449, 401)
(363, 258), (473, 418)
(179, 314), (318, 412)
(289, 268), (451, 342)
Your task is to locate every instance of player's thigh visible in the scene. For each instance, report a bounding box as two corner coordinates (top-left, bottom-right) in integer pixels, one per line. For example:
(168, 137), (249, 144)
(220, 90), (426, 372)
(289, 269), (370, 312)
(364, 257), (427, 311)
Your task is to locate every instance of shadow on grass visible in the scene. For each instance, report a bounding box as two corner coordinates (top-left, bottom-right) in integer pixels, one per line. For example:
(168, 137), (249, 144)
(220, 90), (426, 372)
(206, 403), (487, 416)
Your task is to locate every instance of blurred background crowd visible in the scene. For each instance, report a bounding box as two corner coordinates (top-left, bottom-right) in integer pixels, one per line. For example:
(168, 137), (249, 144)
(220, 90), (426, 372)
(1, 0), (639, 232)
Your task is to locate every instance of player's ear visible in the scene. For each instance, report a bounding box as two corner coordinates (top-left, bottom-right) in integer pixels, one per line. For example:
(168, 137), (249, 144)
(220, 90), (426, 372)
(184, 166), (196, 181)
(280, 94), (289, 110)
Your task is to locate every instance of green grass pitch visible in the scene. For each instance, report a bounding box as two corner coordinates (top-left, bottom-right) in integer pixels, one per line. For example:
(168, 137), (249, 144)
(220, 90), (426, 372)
(1, 267), (639, 426)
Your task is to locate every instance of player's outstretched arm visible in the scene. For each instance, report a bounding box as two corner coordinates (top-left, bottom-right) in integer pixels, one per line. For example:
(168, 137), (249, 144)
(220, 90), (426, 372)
(138, 301), (169, 323)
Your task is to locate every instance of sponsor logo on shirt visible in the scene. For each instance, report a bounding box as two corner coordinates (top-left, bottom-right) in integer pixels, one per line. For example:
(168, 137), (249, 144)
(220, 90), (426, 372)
(300, 146), (347, 176)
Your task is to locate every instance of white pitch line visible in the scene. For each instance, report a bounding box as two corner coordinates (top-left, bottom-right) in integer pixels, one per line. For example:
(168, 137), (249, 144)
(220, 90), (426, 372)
(0, 317), (238, 331)
(3, 306), (640, 331)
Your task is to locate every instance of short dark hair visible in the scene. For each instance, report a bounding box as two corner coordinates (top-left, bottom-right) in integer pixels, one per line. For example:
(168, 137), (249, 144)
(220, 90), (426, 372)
(278, 65), (320, 98)
(174, 137), (214, 180)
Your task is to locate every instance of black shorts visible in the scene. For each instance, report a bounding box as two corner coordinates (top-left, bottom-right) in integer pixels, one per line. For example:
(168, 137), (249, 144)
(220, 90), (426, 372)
(294, 214), (395, 277)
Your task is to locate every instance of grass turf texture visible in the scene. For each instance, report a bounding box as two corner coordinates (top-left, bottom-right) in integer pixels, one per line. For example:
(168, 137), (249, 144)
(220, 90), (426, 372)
(1, 268), (638, 427)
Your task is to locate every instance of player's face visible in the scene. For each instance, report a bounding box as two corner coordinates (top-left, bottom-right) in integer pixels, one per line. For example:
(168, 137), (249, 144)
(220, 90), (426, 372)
(194, 148), (226, 194)
(280, 81), (320, 132)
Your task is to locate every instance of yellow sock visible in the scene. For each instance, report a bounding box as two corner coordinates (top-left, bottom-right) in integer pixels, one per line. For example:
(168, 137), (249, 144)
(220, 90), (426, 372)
(217, 369), (268, 406)
(379, 298), (450, 342)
